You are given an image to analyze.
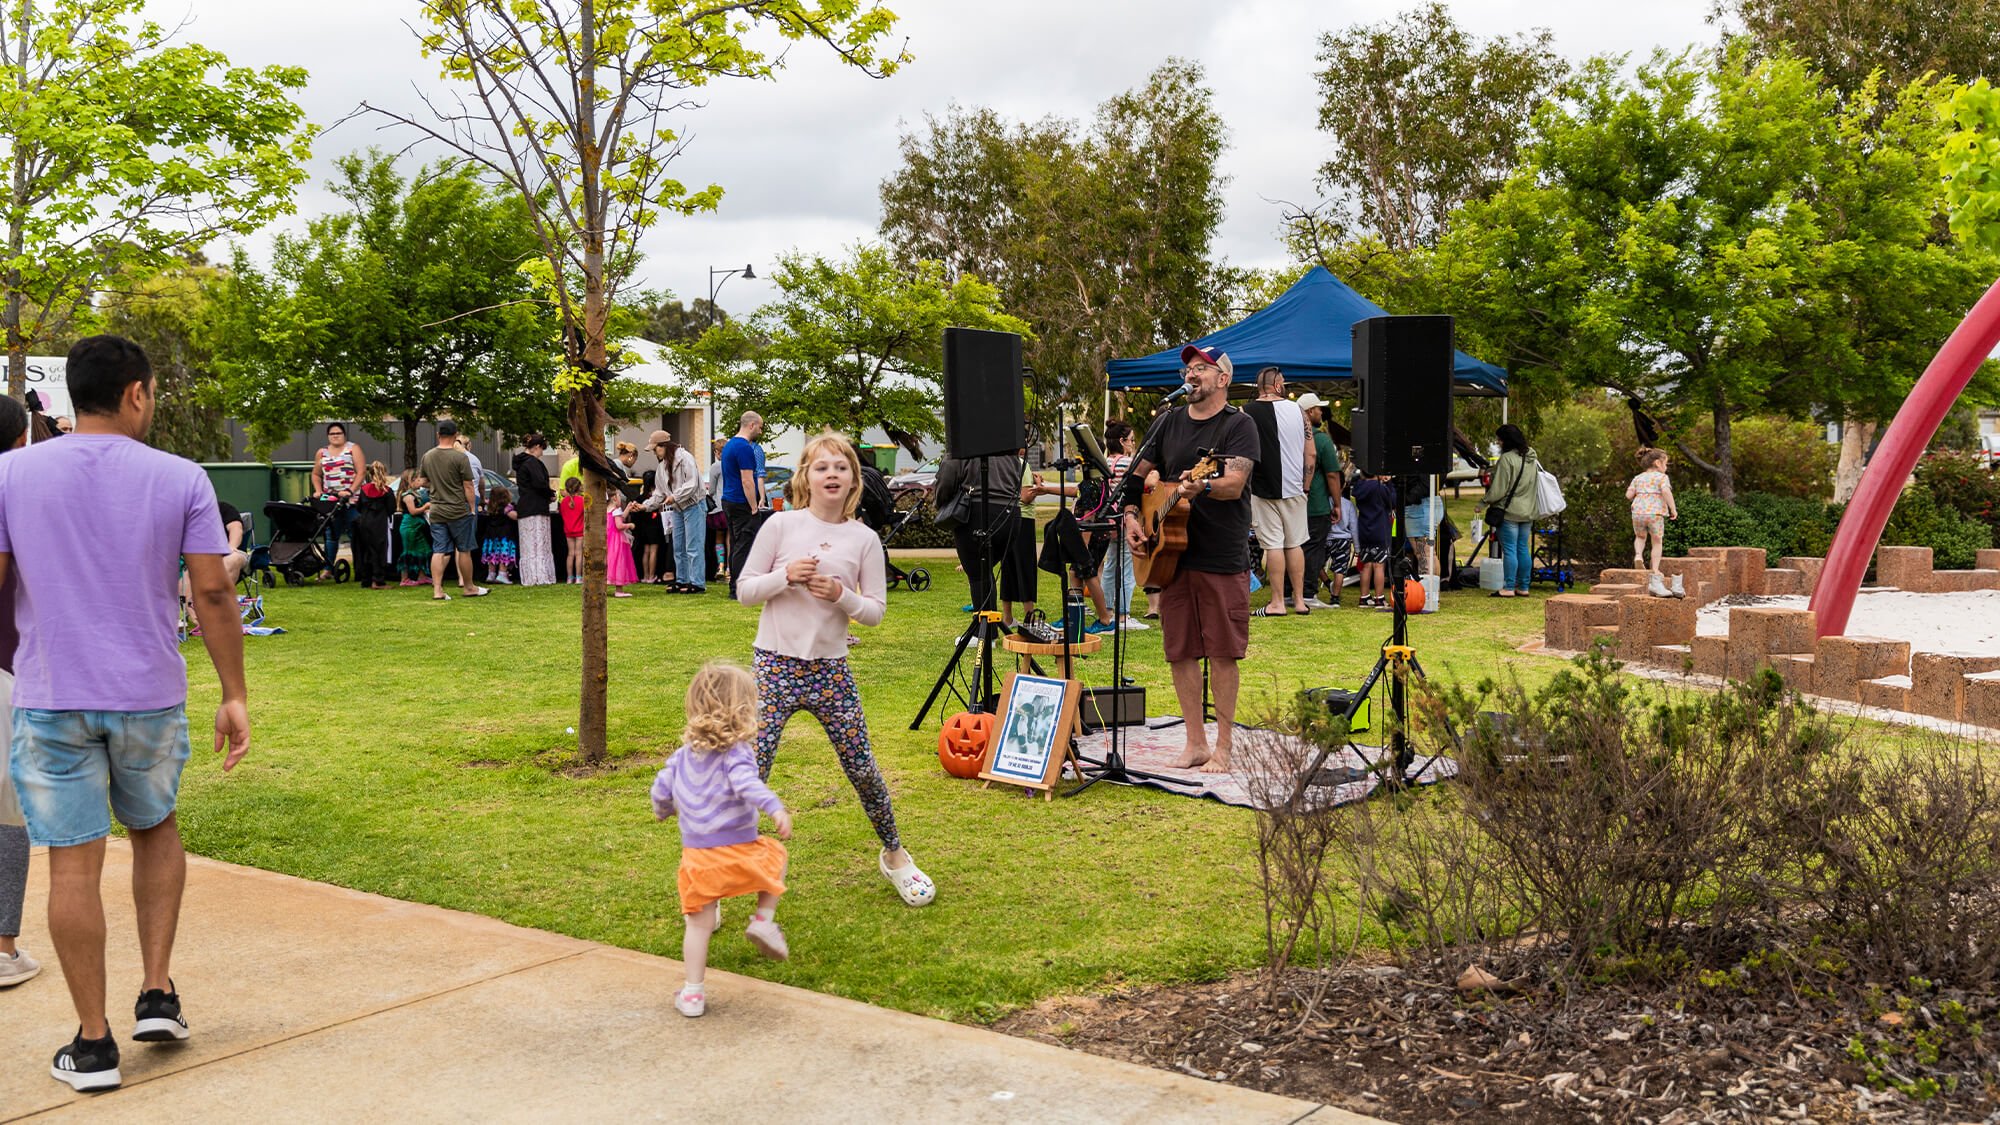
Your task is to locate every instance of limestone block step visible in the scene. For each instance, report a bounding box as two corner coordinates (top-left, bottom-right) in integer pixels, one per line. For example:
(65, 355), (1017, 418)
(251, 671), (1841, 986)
(1875, 546), (1933, 594)
(1769, 653), (1815, 694)
(1619, 593), (1698, 650)
(1930, 569), (2000, 592)
(1967, 671), (2000, 730)
(1779, 556), (1825, 591)
(1858, 675), (1912, 711)
(1692, 635), (1729, 678)
(1543, 594), (1619, 651)
(1689, 546), (1766, 596)
(1979, 548), (2000, 573)
(1760, 568), (1807, 595)
(1596, 568), (1653, 586)
(1648, 644), (1692, 672)
(1910, 652), (2000, 722)
(1726, 607), (1817, 681)
(1813, 636), (1912, 703)
(1588, 583), (1643, 600)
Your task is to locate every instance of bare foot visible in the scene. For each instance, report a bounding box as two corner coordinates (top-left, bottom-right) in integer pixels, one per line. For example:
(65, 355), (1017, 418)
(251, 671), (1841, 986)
(1170, 745), (1212, 769)
(1200, 749), (1233, 774)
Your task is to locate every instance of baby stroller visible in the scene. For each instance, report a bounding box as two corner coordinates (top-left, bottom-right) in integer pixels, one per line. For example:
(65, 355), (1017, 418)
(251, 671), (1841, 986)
(263, 500), (349, 586)
(857, 465), (930, 592)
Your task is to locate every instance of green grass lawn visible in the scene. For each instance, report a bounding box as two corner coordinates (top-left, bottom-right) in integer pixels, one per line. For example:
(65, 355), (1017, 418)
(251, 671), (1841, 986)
(177, 558), (1557, 1020)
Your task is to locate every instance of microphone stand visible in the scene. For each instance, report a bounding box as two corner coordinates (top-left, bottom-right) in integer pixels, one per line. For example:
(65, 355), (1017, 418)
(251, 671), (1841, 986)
(1066, 406), (1199, 796)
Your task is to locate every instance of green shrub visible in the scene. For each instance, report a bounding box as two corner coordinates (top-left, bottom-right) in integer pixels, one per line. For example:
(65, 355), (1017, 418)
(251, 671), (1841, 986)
(1672, 415), (1837, 500)
(1881, 482), (1993, 570)
(883, 493), (955, 550)
(1534, 397), (1617, 483)
(1659, 491), (1841, 566)
(1915, 449), (2000, 541)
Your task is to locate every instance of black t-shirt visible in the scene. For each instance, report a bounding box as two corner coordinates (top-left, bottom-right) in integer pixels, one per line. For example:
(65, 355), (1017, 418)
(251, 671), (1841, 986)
(217, 501), (243, 549)
(1137, 406), (1261, 575)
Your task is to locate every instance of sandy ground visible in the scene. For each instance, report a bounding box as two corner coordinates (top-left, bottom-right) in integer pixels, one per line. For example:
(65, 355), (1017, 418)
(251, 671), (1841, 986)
(1695, 588), (2000, 656)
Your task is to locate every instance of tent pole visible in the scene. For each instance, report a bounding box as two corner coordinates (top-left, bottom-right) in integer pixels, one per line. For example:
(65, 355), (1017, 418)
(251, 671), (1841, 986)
(1502, 397), (1509, 424)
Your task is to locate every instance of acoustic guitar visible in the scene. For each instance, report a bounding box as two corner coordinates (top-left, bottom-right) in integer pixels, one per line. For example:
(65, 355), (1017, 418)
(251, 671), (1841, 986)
(1132, 450), (1223, 591)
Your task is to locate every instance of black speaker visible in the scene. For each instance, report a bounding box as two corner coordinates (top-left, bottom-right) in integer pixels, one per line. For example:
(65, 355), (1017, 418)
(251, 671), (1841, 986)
(1349, 315), (1454, 475)
(942, 327), (1025, 459)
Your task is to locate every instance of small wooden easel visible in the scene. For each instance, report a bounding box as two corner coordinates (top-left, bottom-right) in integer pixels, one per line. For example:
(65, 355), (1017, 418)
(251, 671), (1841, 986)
(977, 670), (1083, 801)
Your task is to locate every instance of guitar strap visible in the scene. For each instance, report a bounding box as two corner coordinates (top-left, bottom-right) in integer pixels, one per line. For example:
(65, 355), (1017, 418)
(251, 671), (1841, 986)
(1120, 404), (1241, 512)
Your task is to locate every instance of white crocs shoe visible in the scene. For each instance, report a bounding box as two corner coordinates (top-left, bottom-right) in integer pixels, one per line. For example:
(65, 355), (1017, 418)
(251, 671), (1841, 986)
(879, 850), (936, 907)
(675, 985), (706, 1018)
(745, 917), (789, 961)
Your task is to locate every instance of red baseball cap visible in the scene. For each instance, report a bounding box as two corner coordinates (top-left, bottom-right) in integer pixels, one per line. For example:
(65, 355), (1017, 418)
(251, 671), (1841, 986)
(1179, 344), (1233, 377)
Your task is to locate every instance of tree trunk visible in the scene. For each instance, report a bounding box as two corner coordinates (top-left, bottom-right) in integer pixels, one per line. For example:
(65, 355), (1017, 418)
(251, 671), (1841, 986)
(1833, 414), (1875, 504)
(572, 2), (610, 767)
(402, 416), (420, 471)
(1712, 390), (1737, 503)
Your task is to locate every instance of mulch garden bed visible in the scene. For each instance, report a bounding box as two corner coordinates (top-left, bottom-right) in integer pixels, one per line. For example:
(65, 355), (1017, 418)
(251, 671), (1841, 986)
(993, 965), (1999, 1123)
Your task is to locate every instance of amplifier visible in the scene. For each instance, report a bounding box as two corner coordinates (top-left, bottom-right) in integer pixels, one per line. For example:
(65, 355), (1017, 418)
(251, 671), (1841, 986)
(1080, 686), (1146, 729)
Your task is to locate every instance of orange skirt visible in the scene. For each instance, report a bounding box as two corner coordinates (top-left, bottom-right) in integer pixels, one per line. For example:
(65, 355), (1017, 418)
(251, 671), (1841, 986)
(677, 836), (788, 914)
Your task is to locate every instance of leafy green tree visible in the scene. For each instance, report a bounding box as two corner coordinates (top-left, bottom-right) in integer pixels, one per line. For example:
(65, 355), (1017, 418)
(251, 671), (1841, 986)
(371, 0), (904, 763)
(1312, 3), (1569, 252)
(1435, 48), (1995, 500)
(686, 244), (1028, 454)
(1, 0), (315, 398)
(100, 262), (230, 461)
(880, 58), (1226, 428)
(1719, 0), (2000, 94)
(213, 151), (563, 468)
(642, 297), (728, 346)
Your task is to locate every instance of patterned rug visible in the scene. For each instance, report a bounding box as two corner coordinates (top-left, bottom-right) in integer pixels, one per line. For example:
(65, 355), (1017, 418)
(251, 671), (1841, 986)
(1070, 719), (1457, 810)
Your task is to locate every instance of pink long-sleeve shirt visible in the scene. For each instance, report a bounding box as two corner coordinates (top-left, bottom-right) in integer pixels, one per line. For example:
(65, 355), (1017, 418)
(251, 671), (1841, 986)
(735, 508), (887, 659)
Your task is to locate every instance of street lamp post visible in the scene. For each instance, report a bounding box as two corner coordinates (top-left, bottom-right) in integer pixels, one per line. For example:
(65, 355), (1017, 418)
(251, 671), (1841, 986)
(706, 263), (754, 447)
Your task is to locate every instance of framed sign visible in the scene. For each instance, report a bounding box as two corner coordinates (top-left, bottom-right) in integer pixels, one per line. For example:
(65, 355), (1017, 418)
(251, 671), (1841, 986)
(979, 672), (1081, 799)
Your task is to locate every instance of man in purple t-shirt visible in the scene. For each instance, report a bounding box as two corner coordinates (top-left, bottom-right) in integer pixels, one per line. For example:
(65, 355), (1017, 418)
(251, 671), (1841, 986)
(0, 335), (251, 1092)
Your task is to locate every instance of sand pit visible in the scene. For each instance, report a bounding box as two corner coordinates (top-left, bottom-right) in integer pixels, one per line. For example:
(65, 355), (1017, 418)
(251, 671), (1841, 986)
(1696, 588), (2000, 656)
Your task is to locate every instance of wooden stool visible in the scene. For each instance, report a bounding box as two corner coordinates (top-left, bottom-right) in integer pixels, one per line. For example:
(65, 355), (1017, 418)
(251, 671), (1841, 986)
(1000, 633), (1101, 681)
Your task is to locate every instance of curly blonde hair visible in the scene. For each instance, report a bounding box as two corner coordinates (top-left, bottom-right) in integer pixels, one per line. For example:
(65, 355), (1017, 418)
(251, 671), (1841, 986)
(788, 431), (864, 519)
(682, 661), (759, 754)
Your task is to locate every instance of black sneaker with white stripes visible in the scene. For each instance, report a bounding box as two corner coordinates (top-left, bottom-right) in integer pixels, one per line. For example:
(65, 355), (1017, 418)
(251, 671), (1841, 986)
(133, 983), (189, 1042)
(50, 1029), (121, 1091)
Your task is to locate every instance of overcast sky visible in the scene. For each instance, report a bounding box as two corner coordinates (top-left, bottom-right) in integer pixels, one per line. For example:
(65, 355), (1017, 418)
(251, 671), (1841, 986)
(160, 0), (1718, 316)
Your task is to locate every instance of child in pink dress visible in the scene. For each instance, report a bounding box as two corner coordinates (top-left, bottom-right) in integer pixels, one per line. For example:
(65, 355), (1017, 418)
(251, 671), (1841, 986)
(1626, 448), (1679, 586)
(606, 501), (638, 596)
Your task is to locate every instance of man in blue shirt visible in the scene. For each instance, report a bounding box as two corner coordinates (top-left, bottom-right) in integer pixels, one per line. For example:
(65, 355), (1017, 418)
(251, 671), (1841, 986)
(719, 411), (766, 599)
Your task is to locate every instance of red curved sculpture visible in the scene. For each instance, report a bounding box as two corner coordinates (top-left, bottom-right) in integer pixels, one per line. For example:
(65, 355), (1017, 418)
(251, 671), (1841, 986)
(1810, 277), (2000, 637)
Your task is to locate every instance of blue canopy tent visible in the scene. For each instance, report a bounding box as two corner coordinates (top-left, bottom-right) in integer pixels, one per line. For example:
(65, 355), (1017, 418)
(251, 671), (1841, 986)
(1104, 266), (1508, 397)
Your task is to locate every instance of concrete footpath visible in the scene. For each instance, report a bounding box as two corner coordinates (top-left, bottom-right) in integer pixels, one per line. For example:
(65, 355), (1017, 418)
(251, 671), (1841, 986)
(1, 842), (1379, 1124)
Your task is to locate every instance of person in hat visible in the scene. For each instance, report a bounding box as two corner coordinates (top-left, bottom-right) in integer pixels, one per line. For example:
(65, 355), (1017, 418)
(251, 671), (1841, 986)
(1115, 344), (1261, 773)
(1297, 393), (1343, 608)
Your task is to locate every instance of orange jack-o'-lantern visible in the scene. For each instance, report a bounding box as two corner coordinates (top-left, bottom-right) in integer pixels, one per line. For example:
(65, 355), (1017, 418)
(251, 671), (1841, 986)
(938, 711), (994, 778)
(1401, 578), (1426, 613)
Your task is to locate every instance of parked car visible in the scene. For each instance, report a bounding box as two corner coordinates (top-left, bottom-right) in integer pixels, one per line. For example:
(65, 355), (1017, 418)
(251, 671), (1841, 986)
(889, 460), (939, 496)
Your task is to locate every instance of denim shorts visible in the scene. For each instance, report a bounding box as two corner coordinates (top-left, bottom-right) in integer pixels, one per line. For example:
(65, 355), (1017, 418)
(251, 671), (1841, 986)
(430, 514), (479, 554)
(9, 705), (191, 847)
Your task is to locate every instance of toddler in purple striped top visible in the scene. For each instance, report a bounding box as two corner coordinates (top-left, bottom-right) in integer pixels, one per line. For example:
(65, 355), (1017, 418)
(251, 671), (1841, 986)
(651, 661), (793, 1018)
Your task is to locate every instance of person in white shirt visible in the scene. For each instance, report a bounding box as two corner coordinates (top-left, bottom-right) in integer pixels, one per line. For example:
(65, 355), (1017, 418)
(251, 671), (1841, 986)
(1242, 367), (1315, 616)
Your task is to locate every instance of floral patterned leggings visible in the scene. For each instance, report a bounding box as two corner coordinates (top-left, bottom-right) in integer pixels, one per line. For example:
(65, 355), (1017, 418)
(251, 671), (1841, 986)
(752, 648), (901, 851)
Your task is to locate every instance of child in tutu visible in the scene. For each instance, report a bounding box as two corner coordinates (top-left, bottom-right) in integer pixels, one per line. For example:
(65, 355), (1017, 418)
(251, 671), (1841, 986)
(651, 661), (792, 1018)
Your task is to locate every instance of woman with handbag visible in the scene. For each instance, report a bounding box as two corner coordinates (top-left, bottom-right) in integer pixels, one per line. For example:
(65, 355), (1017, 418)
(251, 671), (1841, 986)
(1481, 424), (1541, 599)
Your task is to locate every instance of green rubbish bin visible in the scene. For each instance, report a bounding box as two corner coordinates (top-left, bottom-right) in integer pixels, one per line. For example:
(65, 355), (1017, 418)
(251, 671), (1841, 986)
(271, 461), (317, 505)
(200, 463), (276, 527)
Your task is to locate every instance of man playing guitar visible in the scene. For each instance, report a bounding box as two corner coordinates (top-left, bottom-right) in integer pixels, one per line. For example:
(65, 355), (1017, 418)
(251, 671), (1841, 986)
(1118, 345), (1262, 773)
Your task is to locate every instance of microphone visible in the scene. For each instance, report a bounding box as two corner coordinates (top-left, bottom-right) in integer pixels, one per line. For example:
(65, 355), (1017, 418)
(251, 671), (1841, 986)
(1162, 382), (1194, 406)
